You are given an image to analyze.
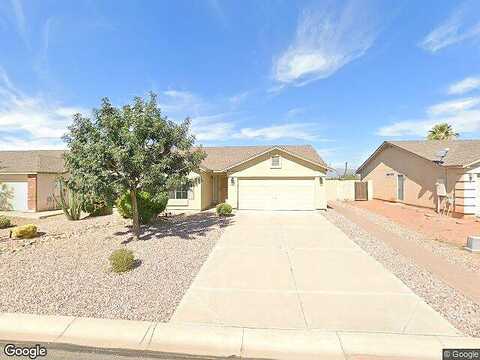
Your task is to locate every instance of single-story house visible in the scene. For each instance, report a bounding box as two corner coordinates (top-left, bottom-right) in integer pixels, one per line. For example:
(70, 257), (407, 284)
(0, 145), (328, 212)
(0, 150), (65, 212)
(357, 140), (480, 216)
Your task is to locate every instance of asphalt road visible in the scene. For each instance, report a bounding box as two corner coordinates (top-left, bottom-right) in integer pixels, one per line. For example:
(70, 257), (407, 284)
(0, 342), (244, 360)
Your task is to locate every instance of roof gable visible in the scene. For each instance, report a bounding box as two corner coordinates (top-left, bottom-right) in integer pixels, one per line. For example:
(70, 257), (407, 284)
(357, 139), (480, 173)
(200, 145), (327, 171)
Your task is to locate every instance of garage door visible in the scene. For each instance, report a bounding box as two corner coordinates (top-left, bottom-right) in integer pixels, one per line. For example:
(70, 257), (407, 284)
(1, 182), (28, 211)
(238, 178), (315, 210)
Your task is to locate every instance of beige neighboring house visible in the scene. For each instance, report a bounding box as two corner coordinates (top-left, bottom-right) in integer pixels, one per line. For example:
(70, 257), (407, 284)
(168, 145), (328, 211)
(0, 150), (65, 212)
(0, 145), (328, 213)
(357, 140), (480, 216)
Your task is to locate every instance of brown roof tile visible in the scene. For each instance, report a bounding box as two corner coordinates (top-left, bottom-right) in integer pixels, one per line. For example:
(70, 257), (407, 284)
(0, 145), (326, 174)
(0, 150), (65, 173)
(200, 145), (327, 171)
(388, 140), (480, 167)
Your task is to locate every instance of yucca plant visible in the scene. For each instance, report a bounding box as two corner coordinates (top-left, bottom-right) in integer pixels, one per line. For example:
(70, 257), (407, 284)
(54, 179), (82, 221)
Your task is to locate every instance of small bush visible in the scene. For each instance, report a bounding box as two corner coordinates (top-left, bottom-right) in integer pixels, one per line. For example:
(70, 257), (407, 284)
(11, 224), (38, 239)
(216, 203), (232, 216)
(109, 249), (135, 273)
(116, 191), (168, 224)
(83, 200), (113, 217)
(0, 215), (11, 229)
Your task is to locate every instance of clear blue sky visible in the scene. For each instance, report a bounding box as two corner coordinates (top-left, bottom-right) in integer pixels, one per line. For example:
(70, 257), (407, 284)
(1, 0), (480, 169)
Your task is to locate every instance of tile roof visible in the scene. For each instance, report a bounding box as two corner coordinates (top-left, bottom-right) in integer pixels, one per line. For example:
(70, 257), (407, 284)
(357, 140), (480, 173)
(0, 150), (65, 173)
(388, 140), (480, 166)
(200, 145), (327, 171)
(0, 145), (326, 174)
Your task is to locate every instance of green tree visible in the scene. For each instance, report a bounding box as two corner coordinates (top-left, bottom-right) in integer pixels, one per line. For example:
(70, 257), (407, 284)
(63, 93), (205, 238)
(427, 123), (459, 140)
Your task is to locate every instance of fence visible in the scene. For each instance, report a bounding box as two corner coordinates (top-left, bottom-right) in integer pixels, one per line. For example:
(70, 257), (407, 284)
(326, 179), (373, 202)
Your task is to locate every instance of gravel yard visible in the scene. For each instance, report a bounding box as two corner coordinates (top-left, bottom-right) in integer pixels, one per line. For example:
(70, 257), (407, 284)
(323, 206), (480, 337)
(0, 211), (231, 322)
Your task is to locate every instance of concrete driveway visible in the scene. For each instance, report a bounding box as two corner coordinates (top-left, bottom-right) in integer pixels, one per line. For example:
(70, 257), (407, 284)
(172, 211), (459, 336)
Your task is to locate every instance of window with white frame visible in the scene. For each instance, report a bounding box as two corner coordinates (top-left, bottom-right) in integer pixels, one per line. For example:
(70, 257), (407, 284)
(271, 155), (281, 168)
(169, 184), (190, 199)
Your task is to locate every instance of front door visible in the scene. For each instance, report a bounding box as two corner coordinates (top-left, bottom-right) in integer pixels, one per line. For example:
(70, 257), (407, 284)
(212, 176), (218, 203)
(397, 174), (405, 201)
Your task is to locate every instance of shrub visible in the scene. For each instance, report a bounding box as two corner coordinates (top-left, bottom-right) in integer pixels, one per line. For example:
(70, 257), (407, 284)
(116, 191), (168, 224)
(0, 215), (11, 229)
(83, 200), (113, 217)
(216, 203), (232, 216)
(109, 249), (135, 273)
(11, 224), (38, 239)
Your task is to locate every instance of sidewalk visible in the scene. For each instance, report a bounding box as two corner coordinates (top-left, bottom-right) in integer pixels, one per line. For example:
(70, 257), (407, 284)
(1, 312), (479, 360)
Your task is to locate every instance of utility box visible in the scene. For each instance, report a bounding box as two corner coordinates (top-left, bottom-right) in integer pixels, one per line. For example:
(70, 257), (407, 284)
(466, 236), (480, 253)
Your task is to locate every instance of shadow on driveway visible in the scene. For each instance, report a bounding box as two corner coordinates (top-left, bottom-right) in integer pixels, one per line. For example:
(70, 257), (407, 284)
(117, 212), (234, 243)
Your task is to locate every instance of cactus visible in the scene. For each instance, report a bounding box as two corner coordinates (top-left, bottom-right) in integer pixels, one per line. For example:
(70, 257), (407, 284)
(54, 179), (82, 221)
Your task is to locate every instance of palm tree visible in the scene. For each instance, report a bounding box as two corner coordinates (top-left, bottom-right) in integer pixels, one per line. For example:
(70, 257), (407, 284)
(427, 123), (459, 140)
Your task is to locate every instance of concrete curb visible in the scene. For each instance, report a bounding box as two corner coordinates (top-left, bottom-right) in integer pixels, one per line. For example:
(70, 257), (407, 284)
(1, 313), (479, 360)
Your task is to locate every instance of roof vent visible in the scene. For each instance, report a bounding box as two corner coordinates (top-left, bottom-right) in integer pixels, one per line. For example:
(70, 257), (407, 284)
(434, 148), (449, 164)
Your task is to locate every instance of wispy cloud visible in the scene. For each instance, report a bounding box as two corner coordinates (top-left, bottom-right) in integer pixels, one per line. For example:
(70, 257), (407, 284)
(159, 88), (327, 142)
(377, 97), (480, 137)
(427, 97), (480, 116)
(0, 69), (87, 150)
(234, 123), (325, 141)
(9, 0), (28, 46)
(448, 76), (480, 95)
(419, 1), (480, 53)
(273, 1), (381, 87)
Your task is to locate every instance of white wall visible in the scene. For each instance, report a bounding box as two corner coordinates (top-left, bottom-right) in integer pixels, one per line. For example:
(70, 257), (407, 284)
(326, 180), (356, 201)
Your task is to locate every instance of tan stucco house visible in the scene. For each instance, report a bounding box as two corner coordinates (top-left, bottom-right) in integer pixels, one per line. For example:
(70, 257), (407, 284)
(168, 145), (328, 211)
(357, 140), (480, 216)
(0, 145), (328, 212)
(0, 150), (65, 212)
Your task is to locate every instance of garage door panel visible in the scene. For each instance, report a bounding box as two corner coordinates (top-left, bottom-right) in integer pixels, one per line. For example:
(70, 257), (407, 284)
(238, 179), (314, 210)
(1, 182), (28, 211)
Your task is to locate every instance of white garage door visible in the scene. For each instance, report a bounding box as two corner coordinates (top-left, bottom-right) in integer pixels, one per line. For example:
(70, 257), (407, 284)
(238, 178), (315, 210)
(1, 182), (28, 211)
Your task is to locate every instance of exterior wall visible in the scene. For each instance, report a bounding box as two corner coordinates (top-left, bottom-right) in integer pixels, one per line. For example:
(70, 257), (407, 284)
(325, 180), (356, 201)
(226, 150), (327, 210)
(359, 145), (450, 209)
(36, 173), (62, 211)
(166, 172), (203, 211)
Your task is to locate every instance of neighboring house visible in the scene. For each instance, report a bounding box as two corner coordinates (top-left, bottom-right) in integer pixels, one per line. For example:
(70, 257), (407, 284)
(357, 140), (480, 216)
(0, 150), (65, 212)
(0, 144), (328, 212)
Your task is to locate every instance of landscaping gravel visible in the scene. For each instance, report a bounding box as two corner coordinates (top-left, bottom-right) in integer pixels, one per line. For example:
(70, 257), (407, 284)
(0, 212), (230, 322)
(323, 207), (480, 337)
(344, 202), (480, 273)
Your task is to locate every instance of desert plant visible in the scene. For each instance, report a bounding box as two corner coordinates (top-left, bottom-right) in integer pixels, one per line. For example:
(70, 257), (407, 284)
(11, 224), (38, 239)
(63, 93), (205, 239)
(54, 179), (82, 221)
(0, 215), (11, 229)
(109, 249), (136, 273)
(216, 203), (232, 216)
(116, 191), (168, 224)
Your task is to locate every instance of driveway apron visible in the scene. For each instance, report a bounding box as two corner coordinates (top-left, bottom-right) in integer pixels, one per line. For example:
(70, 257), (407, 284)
(171, 211), (459, 335)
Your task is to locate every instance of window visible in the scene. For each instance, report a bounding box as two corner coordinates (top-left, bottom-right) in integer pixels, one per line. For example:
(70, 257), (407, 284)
(271, 155), (281, 168)
(169, 185), (190, 199)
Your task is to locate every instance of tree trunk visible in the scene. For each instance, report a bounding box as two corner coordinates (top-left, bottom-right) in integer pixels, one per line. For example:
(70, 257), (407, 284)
(130, 189), (140, 239)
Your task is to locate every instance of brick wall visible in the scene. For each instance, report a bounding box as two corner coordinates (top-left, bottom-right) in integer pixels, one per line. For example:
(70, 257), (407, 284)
(27, 174), (37, 211)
